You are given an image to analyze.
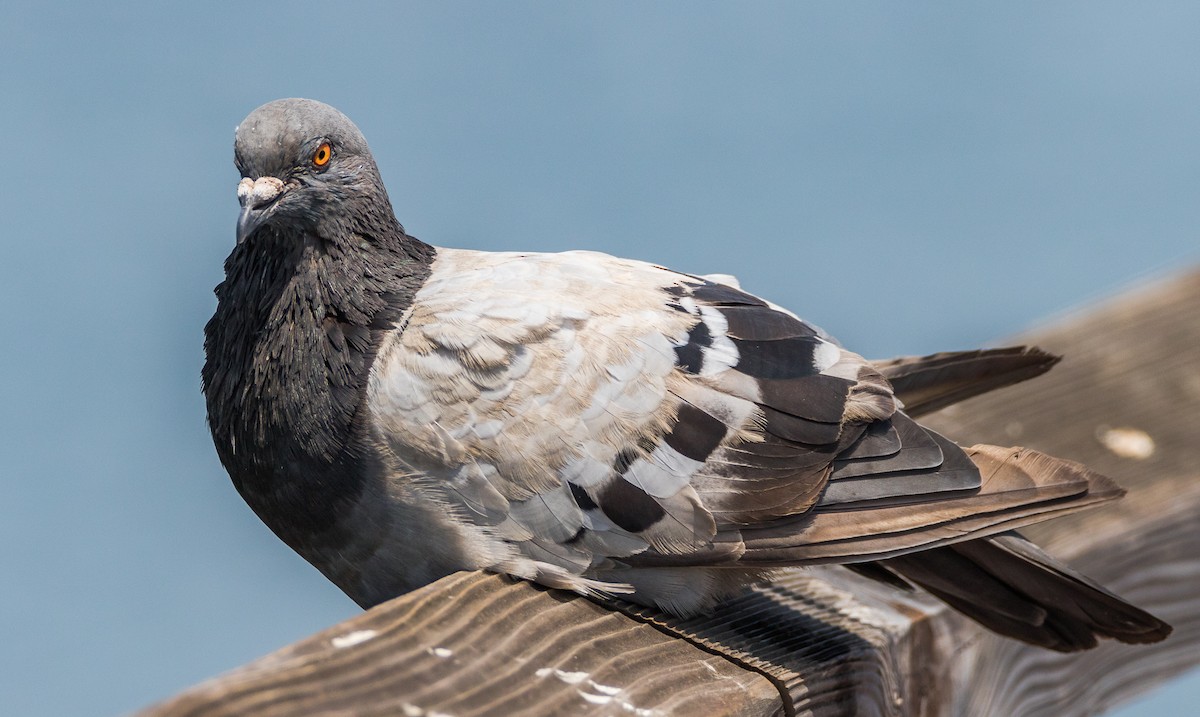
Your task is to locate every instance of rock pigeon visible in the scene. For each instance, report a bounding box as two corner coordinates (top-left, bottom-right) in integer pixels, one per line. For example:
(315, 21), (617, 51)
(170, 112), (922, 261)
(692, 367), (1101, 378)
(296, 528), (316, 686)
(203, 98), (1171, 652)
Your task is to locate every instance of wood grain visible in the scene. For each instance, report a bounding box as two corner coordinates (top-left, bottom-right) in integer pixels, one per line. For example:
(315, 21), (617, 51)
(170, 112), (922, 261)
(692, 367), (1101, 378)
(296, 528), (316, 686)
(924, 269), (1200, 717)
(143, 571), (780, 717)
(139, 269), (1200, 717)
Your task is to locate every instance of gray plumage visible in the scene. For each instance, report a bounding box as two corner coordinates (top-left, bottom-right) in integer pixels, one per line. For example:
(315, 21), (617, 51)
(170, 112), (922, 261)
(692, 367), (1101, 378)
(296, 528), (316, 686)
(203, 98), (1171, 652)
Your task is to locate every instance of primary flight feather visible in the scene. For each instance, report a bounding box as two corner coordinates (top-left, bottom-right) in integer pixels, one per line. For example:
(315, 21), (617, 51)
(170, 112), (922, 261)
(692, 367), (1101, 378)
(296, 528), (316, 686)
(203, 98), (1170, 652)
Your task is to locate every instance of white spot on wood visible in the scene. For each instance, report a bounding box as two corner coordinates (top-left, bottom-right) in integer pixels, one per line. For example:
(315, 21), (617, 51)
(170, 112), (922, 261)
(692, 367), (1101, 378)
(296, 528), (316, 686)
(579, 691), (613, 705)
(534, 667), (590, 684)
(401, 704), (424, 717)
(426, 646), (453, 658)
(330, 629), (377, 649)
(1099, 426), (1155, 459)
(589, 681), (621, 695)
(533, 668), (659, 714)
(579, 686), (663, 715)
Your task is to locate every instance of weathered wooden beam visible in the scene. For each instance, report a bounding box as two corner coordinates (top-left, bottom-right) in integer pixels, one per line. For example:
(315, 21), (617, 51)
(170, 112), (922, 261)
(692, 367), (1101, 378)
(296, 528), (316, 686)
(922, 269), (1200, 717)
(140, 270), (1200, 717)
(140, 570), (780, 717)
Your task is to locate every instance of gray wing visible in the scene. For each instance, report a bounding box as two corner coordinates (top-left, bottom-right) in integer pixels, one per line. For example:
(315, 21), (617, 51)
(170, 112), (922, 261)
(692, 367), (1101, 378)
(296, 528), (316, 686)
(367, 249), (1114, 609)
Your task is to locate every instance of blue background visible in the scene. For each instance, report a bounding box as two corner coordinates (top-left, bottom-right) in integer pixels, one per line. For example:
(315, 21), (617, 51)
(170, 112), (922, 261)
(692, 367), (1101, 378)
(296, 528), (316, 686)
(1, 3), (1196, 714)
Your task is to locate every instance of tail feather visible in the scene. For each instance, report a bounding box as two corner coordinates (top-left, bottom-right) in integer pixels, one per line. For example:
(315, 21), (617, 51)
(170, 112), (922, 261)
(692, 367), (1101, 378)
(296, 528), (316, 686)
(878, 533), (1172, 651)
(873, 346), (1060, 417)
(864, 347), (1172, 649)
(622, 342), (1174, 651)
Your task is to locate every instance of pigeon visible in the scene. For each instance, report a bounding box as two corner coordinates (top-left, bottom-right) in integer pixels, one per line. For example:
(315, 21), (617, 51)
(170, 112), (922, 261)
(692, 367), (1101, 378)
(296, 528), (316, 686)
(203, 98), (1171, 652)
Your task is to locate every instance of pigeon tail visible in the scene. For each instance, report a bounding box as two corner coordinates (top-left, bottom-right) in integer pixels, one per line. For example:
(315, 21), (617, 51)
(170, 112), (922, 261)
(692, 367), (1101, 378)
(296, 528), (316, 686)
(878, 532), (1173, 651)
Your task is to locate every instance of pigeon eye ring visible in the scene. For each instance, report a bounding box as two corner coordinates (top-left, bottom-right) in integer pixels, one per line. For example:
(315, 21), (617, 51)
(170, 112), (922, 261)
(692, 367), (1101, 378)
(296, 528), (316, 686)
(312, 142), (332, 167)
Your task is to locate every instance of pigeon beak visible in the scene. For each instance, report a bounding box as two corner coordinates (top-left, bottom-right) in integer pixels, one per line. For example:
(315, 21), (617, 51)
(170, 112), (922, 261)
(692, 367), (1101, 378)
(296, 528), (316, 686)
(236, 176), (287, 244)
(236, 205), (265, 245)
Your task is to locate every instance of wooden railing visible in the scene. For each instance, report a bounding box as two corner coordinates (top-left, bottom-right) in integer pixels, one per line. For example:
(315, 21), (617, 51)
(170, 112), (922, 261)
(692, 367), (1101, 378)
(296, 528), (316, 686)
(139, 269), (1200, 717)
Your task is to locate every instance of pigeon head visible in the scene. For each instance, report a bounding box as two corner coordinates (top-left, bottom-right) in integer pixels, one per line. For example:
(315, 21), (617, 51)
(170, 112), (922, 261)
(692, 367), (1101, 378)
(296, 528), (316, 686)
(233, 98), (394, 245)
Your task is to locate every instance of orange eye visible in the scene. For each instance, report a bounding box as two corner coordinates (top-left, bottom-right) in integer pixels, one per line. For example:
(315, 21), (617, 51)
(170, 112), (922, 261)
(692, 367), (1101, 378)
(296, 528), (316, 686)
(312, 142), (332, 167)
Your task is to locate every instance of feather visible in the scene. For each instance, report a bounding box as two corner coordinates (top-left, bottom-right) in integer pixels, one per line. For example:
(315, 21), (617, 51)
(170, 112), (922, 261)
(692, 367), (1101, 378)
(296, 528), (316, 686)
(754, 374), (855, 423)
(880, 532), (1171, 651)
(662, 402), (728, 462)
(835, 419), (902, 463)
(874, 346), (1060, 417)
(596, 477), (667, 532)
(820, 430), (978, 507)
(717, 305), (821, 341)
(758, 405), (844, 445)
(737, 445), (1119, 564)
(508, 485), (585, 544)
(829, 413), (945, 481)
(730, 336), (826, 379)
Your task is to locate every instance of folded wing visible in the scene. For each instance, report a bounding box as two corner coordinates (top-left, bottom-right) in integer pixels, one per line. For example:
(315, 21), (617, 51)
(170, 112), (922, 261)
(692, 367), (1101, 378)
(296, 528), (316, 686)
(366, 250), (1167, 648)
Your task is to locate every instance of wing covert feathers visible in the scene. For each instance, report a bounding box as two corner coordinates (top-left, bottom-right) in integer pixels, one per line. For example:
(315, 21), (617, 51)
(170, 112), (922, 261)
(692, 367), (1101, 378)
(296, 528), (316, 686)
(738, 445), (1122, 565)
(363, 250), (1167, 648)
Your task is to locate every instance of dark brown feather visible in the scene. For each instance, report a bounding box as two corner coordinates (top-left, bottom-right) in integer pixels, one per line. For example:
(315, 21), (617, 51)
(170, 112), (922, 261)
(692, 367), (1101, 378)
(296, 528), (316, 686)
(821, 429), (979, 507)
(694, 431), (853, 523)
(718, 305), (820, 340)
(730, 336), (825, 379)
(829, 413), (945, 480)
(880, 533), (1172, 651)
(873, 346), (1060, 417)
(736, 445), (1116, 563)
(834, 419), (901, 463)
(758, 405), (844, 445)
(755, 374), (855, 423)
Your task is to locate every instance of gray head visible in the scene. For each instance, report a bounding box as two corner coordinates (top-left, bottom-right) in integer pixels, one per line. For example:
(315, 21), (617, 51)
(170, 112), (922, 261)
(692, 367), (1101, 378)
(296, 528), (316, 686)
(233, 99), (395, 245)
